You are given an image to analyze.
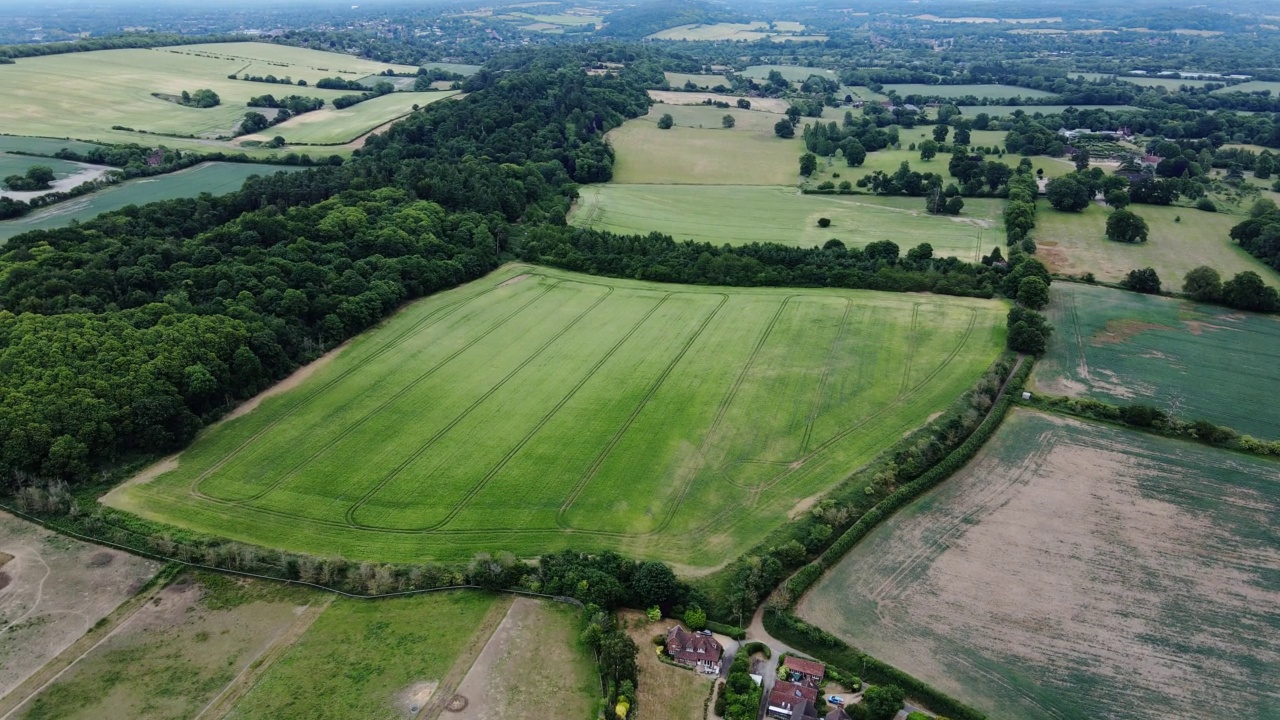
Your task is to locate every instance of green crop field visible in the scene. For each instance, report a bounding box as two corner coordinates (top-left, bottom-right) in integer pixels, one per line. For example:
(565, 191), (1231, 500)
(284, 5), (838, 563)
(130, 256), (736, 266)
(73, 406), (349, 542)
(241, 90), (458, 145)
(0, 136), (106, 156)
(108, 266), (1006, 567)
(0, 153), (87, 183)
(1032, 282), (1280, 438)
(608, 105), (805, 185)
(0, 163), (306, 244)
(571, 185), (1003, 261)
(0, 43), (421, 153)
(882, 83), (1054, 99)
(1031, 201), (1275, 288)
(227, 591), (499, 719)
(422, 62), (482, 76)
(799, 409), (1280, 720)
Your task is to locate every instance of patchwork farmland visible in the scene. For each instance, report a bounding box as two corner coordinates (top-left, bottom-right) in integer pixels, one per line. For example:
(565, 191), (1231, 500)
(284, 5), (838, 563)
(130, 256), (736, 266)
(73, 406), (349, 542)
(108, 266), (1006, 567)
(798, 409), (1280, 720)
(1032, 283), (1280, 439)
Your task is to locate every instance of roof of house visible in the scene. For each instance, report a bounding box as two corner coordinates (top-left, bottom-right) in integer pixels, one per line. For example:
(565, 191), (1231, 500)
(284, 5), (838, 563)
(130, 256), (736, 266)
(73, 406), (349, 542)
(784, 656), (826, 679)
(825, 708), (852, 720)
(665, 625), (723, 664)
(769, 680), (820, 708)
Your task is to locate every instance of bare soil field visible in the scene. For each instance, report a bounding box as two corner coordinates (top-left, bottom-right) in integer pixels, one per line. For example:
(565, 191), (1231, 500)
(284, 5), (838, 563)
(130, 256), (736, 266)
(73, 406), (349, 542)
(799, 409), (1280, 720)
(12, 572), (319, 720)
(0, 511), (159, 699)
(618, 610), (712, 720)
(450, 598), (596, 720)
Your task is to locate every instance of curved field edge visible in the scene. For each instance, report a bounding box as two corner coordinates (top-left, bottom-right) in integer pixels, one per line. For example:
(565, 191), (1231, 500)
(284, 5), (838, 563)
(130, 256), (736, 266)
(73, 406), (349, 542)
(790, 407), (1280, 720)
(102, 264), (1007, 568)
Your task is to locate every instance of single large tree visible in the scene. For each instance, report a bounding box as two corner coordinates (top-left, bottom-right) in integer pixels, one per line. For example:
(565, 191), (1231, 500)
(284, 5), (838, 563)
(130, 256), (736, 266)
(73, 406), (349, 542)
(1122, 267), (1162, 294)
(932, 124), (949, 143)
(918, 139), (939, 161)
(1106, 208), (1149, 243)
(1222, 271), (1280, 312)
(1017, 276), (1050, 309)
(721, 114), (735, 129)
(799, 152), (817, 176)
(656, 113), (674, 130)
(774, 119), (795, 139)
(1182, 266), (1222, 302)
(1046, 176), (1091, 212)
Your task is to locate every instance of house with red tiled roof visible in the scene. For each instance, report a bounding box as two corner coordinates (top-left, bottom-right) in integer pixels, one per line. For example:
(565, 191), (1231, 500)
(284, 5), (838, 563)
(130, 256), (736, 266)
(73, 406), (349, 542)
(665, 625), (723, 674)
(767, 680), (820, 719)
(783, 656), (826, 685)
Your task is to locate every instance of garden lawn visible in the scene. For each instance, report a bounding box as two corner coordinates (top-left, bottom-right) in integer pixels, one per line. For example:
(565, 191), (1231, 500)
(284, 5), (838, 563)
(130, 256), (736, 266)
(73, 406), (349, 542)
(108, 265), (1006, 568)
(225, 591), (498, 720)
(799, 409), (1280, 720)
(1032, 282), (1280, 439)
(572, 184), (1003, 262)
(1031, 201), (1277, 288)
(0, 163), (306, 244)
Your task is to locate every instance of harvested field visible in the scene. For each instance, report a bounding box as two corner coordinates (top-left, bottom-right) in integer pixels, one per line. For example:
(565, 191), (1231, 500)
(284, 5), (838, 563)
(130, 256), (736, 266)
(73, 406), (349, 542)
(608, 105), (803, 185)
(13, 573), (320, 720)
(450, 598), (596, 720)
(799, 409), (1280, 720)
(619, 610), (713, 720)
(1032, 282), (1280, 438)
(572, 184), (1004, 261)
(0, 511), (159, 700)
(225, 590), (499, 720)
(108, 265), (1006, 568)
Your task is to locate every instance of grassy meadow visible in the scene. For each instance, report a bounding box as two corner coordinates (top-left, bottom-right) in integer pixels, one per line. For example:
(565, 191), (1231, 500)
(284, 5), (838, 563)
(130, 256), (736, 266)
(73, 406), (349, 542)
(608, 105), (804, 184)
(649, 23), (819, 41)
(241, 90), (457, 144)
(798, 409), (1280, 720)
(109, 265), (1006, 567)
(1030, 201), (1275, 288)
(1032, 282), (1280, 438)
(226, 591), (499, 720)
(1212, 80), (1280, 95)
(882, 83), (1055, 99)
(741, 65), (839, 83)
(958, 104), (1138, 117)
(0, 163), (306, 244)
(664, 72), (729, 88)
(572, 184), (1003, 261)
(0, 43), (421, 152)
(0, 153), (86, 183)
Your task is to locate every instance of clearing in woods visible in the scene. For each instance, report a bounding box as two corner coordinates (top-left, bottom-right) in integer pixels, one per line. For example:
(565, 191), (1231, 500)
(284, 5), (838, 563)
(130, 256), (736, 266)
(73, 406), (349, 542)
(571, 184), (1003, 261)
(880, 83), (1055, 100)
(14, 573), (320, 720)
(0, 42), (419, 153)
(607, 105), (804, 185)
(1031, 201), (1277, 288)
(449, 598), (597, 720)
(224, 590), (499, 720)
(107, 265), (1006, 567)
(1031, 282), (1280, 439)
(798, 409), (1280, 720)
(0, 511), (159, 701)
(237, 90), (458, 145)
(0, 163), (306, 244)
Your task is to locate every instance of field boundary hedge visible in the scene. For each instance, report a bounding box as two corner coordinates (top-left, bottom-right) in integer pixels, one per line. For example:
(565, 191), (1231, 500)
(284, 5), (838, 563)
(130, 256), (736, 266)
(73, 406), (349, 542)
(756, 355), (1034, 720)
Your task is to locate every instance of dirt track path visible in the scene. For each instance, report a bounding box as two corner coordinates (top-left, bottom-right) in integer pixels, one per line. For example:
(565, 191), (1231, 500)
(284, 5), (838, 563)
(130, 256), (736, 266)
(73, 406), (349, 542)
(418, 594), (513, 720)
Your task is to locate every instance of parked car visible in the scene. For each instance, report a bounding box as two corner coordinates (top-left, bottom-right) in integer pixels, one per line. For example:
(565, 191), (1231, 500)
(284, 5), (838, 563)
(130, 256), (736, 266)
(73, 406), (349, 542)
(698, 629), (713, 636)
(827, 696), (844, 705)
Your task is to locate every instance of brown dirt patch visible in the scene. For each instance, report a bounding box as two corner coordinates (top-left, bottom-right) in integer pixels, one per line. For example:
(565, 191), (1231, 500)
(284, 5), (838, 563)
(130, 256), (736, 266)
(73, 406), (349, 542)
(396, 680), (439, 716)
(497, 273), (530, 287)
(444, 694), (468, 712)
(0, 572), (10, 591)
(1033, 243), (1069, 273)
(0, 511), (160, 699)
(0, 550), (12, 567)
(788, 492), (821, 520)
(1182, 319), (1235, 335)
(1089, 319), (1171, 345)
(86, 551), (114, 568)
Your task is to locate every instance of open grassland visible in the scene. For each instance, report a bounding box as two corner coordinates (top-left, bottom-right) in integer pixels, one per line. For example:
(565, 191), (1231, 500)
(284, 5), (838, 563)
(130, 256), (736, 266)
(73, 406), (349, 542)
(451, 598), (597, 720)
(0, 43), (419, 152)
(608, 105), (804, 185)
(1031, 201), (1275, 288)
(649, 22), (782, 41)
(1072, 72), (1215, 89)
(240, 91), (457, 145)
(799, 409), (1280, 720)
(0, 137), (105, 156)
(806, 147), (1075, 190)
(1212, 80), (1280, 95)
(959, 104), (1137, 117)
(0, 163), (305, 243)
(0, 512), (159, 699)
(1033, 283), (1280, 438)
(620, 610), (714, 720)
(741, 65), (838, 83)
(648, 91), (790, 114)
(883, 83), (1054, 99)
(421, 62), (482, 76)
(226, 590), (499, 720)
(0, 153), (86, 181)
(16, 573), (319, 720)
(664, 72), (729, 89)
(572, 185), (1003, 261)
(109, 266), (1005, 567)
